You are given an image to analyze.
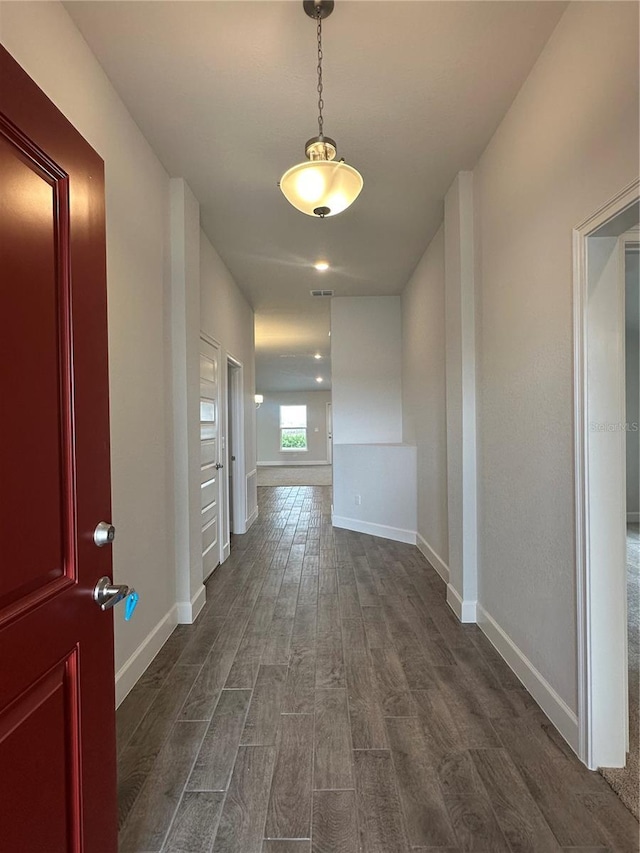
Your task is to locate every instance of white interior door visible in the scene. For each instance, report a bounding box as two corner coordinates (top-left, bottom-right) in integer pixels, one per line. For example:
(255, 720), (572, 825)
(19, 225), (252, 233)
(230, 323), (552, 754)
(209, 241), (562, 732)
(200, 338), (221, 581)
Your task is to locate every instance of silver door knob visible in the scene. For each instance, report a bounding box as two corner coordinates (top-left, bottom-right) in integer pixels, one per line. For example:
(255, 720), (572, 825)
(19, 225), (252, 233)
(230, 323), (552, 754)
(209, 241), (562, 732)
(94, 521), (115, 547)
(215, 463), (224, 469)
(93, 576), (134, 611)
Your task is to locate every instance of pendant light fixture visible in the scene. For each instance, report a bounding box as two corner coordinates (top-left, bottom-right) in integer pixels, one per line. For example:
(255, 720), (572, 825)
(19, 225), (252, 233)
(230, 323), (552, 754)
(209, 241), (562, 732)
(279, 0), (363, 218)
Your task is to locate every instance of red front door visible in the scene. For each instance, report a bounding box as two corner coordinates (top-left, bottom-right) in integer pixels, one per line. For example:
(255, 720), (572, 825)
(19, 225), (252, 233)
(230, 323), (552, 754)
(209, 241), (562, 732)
(0, 47), (117, 851)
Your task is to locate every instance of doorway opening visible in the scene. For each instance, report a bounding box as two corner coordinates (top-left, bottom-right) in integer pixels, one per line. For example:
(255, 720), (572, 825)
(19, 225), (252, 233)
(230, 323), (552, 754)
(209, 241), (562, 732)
(255, 394), (333, 486)
(573, 180), (639, 797)
(598, 234), (639, 816)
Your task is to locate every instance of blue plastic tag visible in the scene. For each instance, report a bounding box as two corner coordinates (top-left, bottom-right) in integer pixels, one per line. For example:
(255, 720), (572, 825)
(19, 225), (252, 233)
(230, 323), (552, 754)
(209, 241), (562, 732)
(124, 591), (139, 622)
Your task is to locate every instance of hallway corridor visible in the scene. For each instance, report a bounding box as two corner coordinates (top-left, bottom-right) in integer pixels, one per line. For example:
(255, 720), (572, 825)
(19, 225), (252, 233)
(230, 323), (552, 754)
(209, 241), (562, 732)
(116, 486), (639, 852)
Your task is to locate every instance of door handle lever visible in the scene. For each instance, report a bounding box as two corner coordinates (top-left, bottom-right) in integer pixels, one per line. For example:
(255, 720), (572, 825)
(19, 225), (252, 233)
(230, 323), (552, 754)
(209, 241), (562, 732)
(93, 576), (135, 611)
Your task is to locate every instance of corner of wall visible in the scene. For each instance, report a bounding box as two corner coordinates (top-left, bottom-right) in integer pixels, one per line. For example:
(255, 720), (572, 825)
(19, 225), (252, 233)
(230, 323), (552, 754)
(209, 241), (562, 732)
(444, 171), (478, 620)
(476, 604), (579, 755)
(446, 584), (476, 623)
(176, 583), (206, 625)
(169, 177), (203, 624)
(115, 604), (178, 707)
(416, 533), (449, 584)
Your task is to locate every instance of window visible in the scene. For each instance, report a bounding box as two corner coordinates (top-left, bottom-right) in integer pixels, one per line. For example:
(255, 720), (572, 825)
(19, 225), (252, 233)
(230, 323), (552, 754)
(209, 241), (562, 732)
(280, 405), (308, 451)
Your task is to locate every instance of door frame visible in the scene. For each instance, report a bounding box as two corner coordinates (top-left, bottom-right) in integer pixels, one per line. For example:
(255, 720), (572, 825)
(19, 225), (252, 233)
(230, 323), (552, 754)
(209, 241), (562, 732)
(225, 354), (246, 544)
(200, 332), (224, 575)
(199, 333), (248, 569)
(573, 177), (639, 769)
(326, 401), (333, 464)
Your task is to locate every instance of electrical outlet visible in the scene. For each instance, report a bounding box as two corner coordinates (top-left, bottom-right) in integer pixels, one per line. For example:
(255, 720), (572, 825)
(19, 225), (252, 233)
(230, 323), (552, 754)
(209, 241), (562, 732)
(354, 494), (361, 506)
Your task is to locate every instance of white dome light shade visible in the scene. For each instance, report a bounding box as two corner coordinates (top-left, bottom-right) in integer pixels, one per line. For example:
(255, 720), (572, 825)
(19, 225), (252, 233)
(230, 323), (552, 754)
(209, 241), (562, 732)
(280, 158), (363, 217)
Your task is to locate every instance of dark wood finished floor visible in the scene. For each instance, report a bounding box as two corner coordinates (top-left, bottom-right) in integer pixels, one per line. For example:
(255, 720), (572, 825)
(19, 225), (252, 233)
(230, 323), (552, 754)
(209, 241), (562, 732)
(117, 486), (640, 853)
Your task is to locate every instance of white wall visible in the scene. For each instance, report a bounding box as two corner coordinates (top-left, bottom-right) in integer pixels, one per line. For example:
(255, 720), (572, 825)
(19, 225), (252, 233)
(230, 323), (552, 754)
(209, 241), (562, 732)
(0, 2), (177, 701)
(331, 297), (403, 444)
(626, 250), (640, 518)
(257, 391), (331, 465)
(332, 444), (417, 544)
(200, 233), (258, 526)
(402, 225), (449, 573)
(331, 295), (414, 542)
(473, 0), (639, 716)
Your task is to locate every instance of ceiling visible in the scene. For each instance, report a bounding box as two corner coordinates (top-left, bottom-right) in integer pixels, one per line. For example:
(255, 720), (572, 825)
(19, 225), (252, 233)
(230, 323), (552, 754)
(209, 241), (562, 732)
(64, 0), (566, 391)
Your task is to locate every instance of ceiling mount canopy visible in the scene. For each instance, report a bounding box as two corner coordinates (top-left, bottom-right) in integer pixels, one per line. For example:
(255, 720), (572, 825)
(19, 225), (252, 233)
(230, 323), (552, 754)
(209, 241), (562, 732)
(302, 0), (334, 20)
(279, 0), (363, 218)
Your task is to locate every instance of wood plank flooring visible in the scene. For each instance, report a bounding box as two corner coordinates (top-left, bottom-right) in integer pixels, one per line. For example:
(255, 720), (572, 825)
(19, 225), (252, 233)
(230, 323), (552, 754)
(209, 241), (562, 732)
(117, 485), (639, 852)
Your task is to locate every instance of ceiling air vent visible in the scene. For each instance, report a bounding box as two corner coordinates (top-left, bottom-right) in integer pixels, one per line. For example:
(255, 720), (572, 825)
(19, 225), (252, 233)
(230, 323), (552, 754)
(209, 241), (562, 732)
(310, 289), (334, 297)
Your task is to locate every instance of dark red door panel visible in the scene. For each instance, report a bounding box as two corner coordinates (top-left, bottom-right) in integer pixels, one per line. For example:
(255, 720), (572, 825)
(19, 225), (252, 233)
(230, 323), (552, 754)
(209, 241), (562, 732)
(0, 46), (117, 851)
(0, 656), (81, 851)
(0, 127), (71, 614)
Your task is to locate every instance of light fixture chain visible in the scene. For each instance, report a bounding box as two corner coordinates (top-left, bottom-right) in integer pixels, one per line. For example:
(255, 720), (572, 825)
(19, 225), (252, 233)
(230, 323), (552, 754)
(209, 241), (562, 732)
(316, 7), (324, 138)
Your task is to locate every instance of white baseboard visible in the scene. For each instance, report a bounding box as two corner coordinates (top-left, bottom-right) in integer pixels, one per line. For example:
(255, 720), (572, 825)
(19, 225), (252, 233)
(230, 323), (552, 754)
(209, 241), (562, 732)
(245, 469), (258, 531)
(627, 512), (639, 523)
(332, 514), (417, 545)
(416, 533), (450, 583)
(446, 583), (477, 623)
(257, 460), (330, 467)
(115, 604), (178, 707)
(176, 584), (206, 625)
(476, 603), (579, 754)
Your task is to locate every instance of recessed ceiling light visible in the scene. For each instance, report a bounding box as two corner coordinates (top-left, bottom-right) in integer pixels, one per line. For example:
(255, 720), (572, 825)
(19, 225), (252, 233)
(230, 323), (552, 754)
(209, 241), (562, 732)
(316, 376), (323, 383)
(314, 261), (329, 271)
(314, 353), (322, 360)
